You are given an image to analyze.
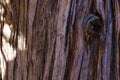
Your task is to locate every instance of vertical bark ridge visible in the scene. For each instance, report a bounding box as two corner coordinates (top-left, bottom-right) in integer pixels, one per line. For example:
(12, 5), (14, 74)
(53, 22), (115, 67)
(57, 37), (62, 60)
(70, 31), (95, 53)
(0, 0), (119, 80)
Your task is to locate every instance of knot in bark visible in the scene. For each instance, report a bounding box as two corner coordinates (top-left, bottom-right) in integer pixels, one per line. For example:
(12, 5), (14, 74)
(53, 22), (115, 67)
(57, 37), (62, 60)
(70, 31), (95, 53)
(83, 13), (104, 41)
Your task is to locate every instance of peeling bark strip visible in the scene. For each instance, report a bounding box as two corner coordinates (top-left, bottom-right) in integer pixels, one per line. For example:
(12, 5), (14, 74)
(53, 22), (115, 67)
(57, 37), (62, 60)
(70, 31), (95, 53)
(0, 0), (119, 80)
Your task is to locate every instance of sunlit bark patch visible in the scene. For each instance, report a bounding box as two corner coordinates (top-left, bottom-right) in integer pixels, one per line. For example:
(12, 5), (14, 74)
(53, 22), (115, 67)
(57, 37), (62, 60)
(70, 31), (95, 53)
(5, 0), (10, 4)
(0, 5), (4, 14)
(0, 3), (4, 21)
(0, 0), (23, 80)
(2, 37), (16, 61)
(0, 49), (6, 80)
(3, 23), (11, 41)
(18, 33), (26, 51)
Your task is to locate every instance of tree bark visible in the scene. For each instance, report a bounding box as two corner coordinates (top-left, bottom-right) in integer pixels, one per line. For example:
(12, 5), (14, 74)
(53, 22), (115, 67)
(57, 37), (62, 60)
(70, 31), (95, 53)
(0, 0), (120, 80)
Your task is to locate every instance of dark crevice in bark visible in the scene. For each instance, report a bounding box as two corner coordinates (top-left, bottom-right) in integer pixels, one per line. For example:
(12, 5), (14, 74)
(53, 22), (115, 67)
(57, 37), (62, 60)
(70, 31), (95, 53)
(30, 0), (38, 32)
(100, 56), (104, 80)
(87, 41), (99, 80)
(107, 1), (115, 80)
(117, 32), (120, 73)
(64, 0), (72, 49)
(42, 17), (48, 80)
(28, 4), (37, 79)
(118, 0), (120, 7)
(25, 0), (29, 79)
(64, 22), (77, 80)
(31, 0), (38, 33)
(78, 53), (84, 80)
(25, 0), (29, 47)
(48, 38), (56, 80)
(63, 50), (73, 80)
(110, 0), (117, 80)
(13, 56), (18, 80)
(90, 0), (96, 13)
(40, 51), (45, 80)
(15, 0), (20, 48)
(63, 1), (77, 80)
(103, 0), (106, 9)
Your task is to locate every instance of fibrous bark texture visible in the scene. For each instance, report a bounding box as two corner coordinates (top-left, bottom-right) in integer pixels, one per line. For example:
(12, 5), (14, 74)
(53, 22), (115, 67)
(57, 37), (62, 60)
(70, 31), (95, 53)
(0, 0), (119, 80)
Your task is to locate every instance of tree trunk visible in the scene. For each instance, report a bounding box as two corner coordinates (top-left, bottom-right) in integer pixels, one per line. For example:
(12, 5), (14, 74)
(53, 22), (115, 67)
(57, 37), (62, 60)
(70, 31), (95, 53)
(0, 0), (119, 80)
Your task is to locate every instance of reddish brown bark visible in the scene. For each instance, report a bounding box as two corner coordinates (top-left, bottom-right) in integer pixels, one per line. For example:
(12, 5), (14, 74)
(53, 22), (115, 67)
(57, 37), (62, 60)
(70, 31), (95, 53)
(0, 0), (119, 80)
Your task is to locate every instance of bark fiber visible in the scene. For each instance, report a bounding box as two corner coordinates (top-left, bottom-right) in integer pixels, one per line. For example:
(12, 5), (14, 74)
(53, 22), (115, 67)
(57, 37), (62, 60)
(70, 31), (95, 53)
(0, 0), (120, 80)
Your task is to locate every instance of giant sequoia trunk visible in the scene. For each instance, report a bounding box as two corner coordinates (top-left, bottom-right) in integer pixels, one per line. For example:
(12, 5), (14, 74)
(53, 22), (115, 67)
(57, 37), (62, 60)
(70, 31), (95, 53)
(0, 0), (119, 80)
